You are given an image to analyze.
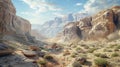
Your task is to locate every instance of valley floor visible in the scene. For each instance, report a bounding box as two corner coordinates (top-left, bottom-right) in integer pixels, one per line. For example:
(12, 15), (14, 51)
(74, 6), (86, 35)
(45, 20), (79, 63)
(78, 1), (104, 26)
(0, 39), (120, 67)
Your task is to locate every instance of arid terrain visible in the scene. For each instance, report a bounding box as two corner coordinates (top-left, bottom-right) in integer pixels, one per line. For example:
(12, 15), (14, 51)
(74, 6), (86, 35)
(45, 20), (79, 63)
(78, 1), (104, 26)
(0, 0), (120, 67)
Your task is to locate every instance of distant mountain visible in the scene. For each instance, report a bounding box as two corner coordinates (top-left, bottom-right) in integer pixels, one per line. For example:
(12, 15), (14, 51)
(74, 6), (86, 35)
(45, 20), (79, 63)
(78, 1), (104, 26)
(32, 13), (89, 37)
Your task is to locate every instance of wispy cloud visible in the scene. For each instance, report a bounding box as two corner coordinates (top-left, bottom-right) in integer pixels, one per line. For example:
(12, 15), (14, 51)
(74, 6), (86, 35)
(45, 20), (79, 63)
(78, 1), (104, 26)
(83, 0), (120, 14)
(53, 12), (65, 17)
(22, 0), (63, 13)
(76, 3), (82, 6)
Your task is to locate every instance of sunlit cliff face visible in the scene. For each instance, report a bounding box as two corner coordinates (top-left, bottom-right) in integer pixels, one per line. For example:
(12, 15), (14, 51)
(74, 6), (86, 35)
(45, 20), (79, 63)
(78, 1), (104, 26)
(0, 0), (16, 33)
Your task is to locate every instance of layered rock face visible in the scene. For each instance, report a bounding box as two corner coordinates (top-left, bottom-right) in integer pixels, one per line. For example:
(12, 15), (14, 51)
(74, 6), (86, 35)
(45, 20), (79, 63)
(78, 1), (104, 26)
(63, 22), (82, 41)
(0, 0), (31, 41)
(88, 6), (120, 40)
(58, 6), (120, 42)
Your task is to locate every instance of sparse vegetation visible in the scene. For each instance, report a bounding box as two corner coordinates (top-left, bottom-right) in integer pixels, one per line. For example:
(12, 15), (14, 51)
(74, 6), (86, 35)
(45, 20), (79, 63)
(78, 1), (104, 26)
(109, 44), (116, 48)
(103, 49), (112, 52)
(63, 50), (70, 56)
(111, 53), (119, 57)
(88, 48), (97, 53)
(71, 53), (77, 58)
(76, 57), (87, 65)
(94, 58), (109, 67)
(72, 61), (82, 67)
(44, 54), (53, 60)
(94, 53), (101, 57)
(94, 53), (108, 58)
(76, 47), (81, 51)
(115, 45), (120, 49)
(84, 45), (89, 49)
(100, 54), (108, 58)
(37, 59), (47, 66)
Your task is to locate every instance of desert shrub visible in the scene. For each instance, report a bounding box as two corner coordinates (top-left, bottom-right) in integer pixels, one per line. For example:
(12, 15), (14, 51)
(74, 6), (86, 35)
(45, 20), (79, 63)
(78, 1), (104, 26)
(103, 49), (112, 52)
(44, 55), (53, 60)
(83, 45), (89, 49)
(111, 53), (119, 57)
(114, 48), (119, 51)
(100, 54), (108, 58)
(81, 44), (86, 47)
(109, 44), (116, 48)
(116, 45), (120, 49)
(76, 57), (87, 65)
(94, 53), (108, 58)
(72, 61), (82, 67)
(63, 50), (70, 56)
(76, 47), (81, 51)
(94, 53), (101, 57)
(94, 58), (109, 67)
(37, 59), (47, 65)
(71, 53), (77, 58)
(88, 48), (97, 53)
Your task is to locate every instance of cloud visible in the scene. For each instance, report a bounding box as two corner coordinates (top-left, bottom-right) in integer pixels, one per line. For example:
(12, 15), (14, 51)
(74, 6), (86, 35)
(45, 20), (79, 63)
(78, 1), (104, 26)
(20, 0), (63, 24)
(22, 0), (63, 13)
(83, 0), (120, 14)
(76, 3), (82, 6)
(53, 12), (65, 17)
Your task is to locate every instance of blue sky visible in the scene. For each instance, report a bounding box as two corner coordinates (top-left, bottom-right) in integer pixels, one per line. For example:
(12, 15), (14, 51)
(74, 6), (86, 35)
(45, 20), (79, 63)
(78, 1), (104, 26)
(12, 0), (120, 24)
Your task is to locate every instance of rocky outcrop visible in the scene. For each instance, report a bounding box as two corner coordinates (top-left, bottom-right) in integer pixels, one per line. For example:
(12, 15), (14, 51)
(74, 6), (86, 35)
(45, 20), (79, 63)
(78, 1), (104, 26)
(22, 50), (37, 57)
(57, 6), (120, 42)
(63, 22), (82, 41)
(0, 0), (32, 42)
(0, 43), (13, 56)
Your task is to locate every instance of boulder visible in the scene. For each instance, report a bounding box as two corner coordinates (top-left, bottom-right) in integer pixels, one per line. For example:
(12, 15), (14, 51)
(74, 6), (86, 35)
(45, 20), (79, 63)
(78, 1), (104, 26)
(22, 50), (37, 57)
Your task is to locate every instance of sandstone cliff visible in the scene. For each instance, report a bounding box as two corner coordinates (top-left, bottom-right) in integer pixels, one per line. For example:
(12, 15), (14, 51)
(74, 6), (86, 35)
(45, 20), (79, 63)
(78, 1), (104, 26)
(56, 6), (120, 42)
(0, 0), (33, 42)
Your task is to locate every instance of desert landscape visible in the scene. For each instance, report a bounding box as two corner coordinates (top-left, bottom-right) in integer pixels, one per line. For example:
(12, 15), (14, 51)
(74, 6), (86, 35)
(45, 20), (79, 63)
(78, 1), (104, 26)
(0, 0), (120, 67)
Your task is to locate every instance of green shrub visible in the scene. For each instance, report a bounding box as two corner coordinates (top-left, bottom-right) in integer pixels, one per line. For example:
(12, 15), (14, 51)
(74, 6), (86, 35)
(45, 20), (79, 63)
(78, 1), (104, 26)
(37, 60), (46, 65)
(94, 53), (101, 57)
(116, 45), (120, 49)
(111, 53), (119, 57)
(72, 61), (82, 67)
(94, 53), (108, 58)
(114, 49), (119, 51)
(76, 47), (81, 51)
(44, 55), (53, 60)
(94, 58), (109, 67)
(100, 54), (108, 58)
(103, 49), (112, 52)
(84, 46), (89, 49)
(88, 48), (97, 53)
(71, 53), (77, 58)
(109, 44), (116, 48)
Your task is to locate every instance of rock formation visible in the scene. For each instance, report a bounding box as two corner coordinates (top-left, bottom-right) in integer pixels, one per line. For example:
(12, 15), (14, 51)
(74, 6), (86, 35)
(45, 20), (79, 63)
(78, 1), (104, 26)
(63, 22), (82, 42)
(0, 43), (13, 56)
(32, 13), (88, 37)
(57, 6), (120, 42)
(0, 0), (37, 58)
(0, 0), (32, 42)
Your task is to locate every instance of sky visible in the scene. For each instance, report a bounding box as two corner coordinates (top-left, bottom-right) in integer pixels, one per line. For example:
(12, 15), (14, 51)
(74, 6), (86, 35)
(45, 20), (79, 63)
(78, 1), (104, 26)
(12, 0), (120, 25)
